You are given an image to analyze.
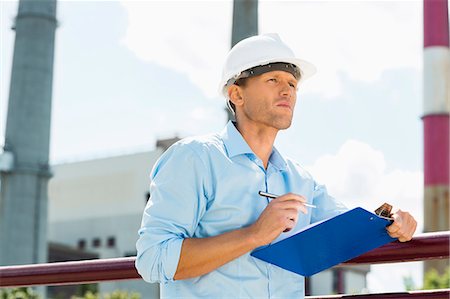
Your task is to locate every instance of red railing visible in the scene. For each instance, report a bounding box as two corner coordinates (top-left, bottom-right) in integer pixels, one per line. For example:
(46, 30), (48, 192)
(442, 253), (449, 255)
(0, 231), (449, 298)
(308, 289), (450, 298)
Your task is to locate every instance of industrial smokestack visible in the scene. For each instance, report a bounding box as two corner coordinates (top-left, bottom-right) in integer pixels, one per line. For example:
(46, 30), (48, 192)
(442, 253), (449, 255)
(226, 0), (258, 121)
(231, 0), (258, 48)
(423, 0), (450, 275)
(0, 0), (57, 266)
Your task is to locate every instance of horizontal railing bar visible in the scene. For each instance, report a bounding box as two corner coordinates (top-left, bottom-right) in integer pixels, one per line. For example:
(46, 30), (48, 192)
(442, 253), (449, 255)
(307, 289), (450, 298)
(0, 257), (139, 287)
(0, 231), (448, 288)
(344, 231), (449, 265)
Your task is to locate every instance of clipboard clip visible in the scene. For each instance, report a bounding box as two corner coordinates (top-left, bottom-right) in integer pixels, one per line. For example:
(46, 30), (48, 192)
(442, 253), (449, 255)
(374, 203), (394, 221)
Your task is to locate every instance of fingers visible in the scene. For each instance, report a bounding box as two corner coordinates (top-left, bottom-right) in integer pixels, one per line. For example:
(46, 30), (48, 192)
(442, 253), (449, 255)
(270, 193), (309, 214)
(386, 214), (402, 234)
(275, 193), (307, 203)
(270, 200), (307, 215)
(283, 219), (296, 232)
(281, 207), (301, 232)
(387, 209), (417, 242)
(251, 193), (310, 243)
(269, 193), (308, 232)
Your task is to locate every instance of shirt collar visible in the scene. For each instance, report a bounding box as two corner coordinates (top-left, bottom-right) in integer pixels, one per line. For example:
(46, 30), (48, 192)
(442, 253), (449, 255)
(220, 121), (288, 171)
(269, 147), (288, 171)
(220, 121), (253, 158)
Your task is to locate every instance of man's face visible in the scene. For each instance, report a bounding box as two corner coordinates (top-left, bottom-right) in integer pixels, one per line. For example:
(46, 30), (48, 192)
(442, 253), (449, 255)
(233, 70), (298, 130)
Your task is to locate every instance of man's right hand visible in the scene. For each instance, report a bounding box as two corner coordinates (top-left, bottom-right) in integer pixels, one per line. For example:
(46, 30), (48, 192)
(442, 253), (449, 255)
(172, 193), (309, 280)
(248, 193), (308, 247)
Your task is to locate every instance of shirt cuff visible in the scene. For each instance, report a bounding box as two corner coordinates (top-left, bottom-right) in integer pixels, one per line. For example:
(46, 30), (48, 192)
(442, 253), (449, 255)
(162, 237), (184, 283)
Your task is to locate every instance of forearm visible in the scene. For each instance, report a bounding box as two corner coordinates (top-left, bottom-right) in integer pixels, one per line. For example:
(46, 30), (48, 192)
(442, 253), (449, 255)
(173, 226), (259, 280)
(173, 194), (307, 281)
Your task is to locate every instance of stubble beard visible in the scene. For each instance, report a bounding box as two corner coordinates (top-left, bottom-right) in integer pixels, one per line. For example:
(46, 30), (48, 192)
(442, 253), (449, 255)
(269, 113), (293, 130)
(238, 94), (295, 130)
(247, 106), (294, 130)
(261, 100), (294, 130)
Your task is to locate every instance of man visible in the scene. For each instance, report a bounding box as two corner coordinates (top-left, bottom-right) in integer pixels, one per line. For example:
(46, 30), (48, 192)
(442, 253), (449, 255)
(135, 33), (417, 298)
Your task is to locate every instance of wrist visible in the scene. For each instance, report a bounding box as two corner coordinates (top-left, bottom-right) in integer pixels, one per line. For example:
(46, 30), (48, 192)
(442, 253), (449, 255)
(241, 225), (264, 249)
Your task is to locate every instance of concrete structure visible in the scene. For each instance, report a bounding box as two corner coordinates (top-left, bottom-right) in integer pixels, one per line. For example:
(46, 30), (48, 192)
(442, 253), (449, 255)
(226, 0), (259, 121)
(0, 0), (57, 266)
(309, 266), (368, 296)
(231, 0), (258, 47)
(423, 0), (450, 275)
(48, 149), (164, 298)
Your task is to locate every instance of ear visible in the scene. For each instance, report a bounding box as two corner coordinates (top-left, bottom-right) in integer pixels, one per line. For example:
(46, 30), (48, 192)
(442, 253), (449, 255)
(227, 85), (244, 108)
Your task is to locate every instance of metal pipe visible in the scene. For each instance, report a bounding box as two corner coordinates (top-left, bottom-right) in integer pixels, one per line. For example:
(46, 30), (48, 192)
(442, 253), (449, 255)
(308, 289), (450, 298)
(0, 232), (448, 288)
(344, 231), (449, 265)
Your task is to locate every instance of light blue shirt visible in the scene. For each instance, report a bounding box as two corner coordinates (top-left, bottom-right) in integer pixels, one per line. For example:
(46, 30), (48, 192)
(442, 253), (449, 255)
(136, 121), (347, 298)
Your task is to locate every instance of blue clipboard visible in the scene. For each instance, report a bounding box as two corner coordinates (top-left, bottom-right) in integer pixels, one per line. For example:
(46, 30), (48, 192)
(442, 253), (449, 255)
(250, 207), (396, 276)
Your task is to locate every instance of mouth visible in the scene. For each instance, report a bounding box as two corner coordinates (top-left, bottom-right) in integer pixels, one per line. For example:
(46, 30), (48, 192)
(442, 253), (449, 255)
(275, 101), (292, 111)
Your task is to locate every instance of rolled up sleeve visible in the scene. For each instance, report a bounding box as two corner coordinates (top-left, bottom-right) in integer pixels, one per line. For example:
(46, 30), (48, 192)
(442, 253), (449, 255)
(135, 142), (209, 284)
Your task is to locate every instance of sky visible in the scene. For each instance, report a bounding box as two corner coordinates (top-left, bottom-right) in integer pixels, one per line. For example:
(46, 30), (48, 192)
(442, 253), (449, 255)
(0, 0), (436, 293)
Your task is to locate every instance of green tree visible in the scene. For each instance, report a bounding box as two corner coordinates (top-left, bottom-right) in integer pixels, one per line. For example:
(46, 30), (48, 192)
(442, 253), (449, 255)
(104, 290), (140, 299)
(0, 287), (40, 299)
(423, 267), (450, 290)
(76, 284), (98, 297)
(71, 290), (140, 299)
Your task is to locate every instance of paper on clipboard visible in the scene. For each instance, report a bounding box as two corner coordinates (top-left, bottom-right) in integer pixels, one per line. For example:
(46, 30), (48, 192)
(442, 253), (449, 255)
(250, 207), (396, 276)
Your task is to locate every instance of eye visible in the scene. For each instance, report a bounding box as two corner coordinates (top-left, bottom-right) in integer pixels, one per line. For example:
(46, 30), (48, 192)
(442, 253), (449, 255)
(268, 78), (277, 83)
(289, 82), (296, 88)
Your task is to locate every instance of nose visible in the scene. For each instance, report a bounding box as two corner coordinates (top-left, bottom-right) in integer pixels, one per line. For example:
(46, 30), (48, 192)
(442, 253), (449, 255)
(280, 81), (293, 98)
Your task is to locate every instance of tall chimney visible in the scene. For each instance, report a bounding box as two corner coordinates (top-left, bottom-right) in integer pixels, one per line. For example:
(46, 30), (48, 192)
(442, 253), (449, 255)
(423, 0), (450, 275)
(226, 0), (258, 121)
(0, 0), (57, 266)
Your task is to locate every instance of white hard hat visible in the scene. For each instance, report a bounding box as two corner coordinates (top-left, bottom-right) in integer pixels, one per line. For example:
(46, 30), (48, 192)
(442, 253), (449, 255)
(219, 33), (316, 109)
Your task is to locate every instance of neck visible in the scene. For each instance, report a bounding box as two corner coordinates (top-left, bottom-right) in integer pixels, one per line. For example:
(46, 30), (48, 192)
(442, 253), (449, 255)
(234, 121), (278, 169)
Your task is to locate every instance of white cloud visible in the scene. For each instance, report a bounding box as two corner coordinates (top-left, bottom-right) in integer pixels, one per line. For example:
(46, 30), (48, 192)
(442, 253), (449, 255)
(119, 1), (422, 99)
(176, 103), (226, 136)
(259, 1), (422, 98)
(307, 139), (423, 226)
(305, 139), (424, 292)
(119, 0), (232, 99)
(307, 140), (386, 202)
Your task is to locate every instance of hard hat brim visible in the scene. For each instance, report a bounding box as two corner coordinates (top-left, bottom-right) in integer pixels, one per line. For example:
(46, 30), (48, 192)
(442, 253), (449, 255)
(220, 57), (317, 97)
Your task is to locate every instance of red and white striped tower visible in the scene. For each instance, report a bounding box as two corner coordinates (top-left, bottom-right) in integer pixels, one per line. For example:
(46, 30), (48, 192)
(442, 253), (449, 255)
(423, 0), (450, 274)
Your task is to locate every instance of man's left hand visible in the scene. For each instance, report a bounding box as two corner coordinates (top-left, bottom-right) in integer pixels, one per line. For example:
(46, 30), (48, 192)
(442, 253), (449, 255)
(386, 209), (417, 242)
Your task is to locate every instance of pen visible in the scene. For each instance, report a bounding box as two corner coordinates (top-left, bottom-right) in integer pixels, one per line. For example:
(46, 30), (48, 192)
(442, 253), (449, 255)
(258, 191), (317, 208)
